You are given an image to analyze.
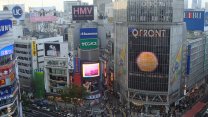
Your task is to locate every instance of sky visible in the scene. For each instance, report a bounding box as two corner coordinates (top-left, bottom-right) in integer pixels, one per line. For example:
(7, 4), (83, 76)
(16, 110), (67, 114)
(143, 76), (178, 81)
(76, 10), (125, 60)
(0, 0), (207, 12)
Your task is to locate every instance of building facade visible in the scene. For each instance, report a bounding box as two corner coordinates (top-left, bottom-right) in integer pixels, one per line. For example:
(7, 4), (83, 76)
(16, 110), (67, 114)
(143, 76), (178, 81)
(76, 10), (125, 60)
(114, 0), (185, 114)
(0, 11), (21, 117)
(44, 42), (69, 95)
(14, 36), (63, 91)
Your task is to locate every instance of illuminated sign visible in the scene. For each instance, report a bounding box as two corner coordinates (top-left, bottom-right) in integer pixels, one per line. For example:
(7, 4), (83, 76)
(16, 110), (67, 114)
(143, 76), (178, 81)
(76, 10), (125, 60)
(44, 43), (60, 57)
(0, 19), (12, 36)
(80, 39), (98, 50)
(0, 45), (14, 57)
(184, 11), (202, 19)
(82, 63), (100, 78)
(0, 79), (6, 86)
(31, 41), (37, 56)
(130, 28), (166, 38)
(72, 6), (94, 20)
(12, 5), (23, 19)
(80, 28), (98, 39)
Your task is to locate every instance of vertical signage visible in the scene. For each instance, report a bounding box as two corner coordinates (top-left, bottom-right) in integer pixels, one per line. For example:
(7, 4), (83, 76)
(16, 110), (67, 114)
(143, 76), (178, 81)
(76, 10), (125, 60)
(186, 45), (191, 75)
(32, 41), (37, 56)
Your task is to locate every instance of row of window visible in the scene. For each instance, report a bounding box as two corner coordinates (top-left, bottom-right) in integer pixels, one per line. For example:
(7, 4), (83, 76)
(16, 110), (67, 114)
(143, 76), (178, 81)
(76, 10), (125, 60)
(15, 50), (30, 55)
(0, 55), (12, 66)
(19, 69), (32, 74)
(15, 44), (30, 48)
(18, 75), (30, 79)
(49, 68), (67, 75)
(18, 62), (31, 67)
(18, 56), (31, 61)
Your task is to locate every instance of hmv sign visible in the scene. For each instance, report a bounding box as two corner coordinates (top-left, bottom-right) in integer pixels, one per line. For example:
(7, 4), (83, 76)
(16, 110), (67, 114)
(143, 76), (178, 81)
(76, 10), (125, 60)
(72, 5), (94, 20)
(12, 5), (23, 19)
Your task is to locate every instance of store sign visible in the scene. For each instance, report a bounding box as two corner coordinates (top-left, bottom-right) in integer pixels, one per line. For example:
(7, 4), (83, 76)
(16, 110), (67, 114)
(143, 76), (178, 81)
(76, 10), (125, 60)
(80, 28), (98, 39)
(0, 19), (12, 36)
(72, 5), (94, 20)
(85, 93), (101, 100)
(0, 45), (14, 57)
(130, 28), (166, 38)
(80, 39), (98, 50)
(184, 11), (202, 19)
(12, 5), (23, 19)
(31, 41), (37, 56)
(68, 51), (74, 70)
(0, 79), (6, 86)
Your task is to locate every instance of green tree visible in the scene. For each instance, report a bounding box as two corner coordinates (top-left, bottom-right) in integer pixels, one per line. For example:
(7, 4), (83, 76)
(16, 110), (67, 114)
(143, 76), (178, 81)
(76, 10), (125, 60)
(60, 84), (89, 103)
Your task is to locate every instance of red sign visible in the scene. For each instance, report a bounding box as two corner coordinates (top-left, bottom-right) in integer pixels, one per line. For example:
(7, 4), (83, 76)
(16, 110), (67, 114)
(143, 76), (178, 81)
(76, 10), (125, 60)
(0, 79), (6, 86)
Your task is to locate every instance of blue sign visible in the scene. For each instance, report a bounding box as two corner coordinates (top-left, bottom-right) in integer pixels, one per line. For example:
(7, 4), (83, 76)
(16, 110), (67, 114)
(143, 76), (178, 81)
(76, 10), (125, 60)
(0, 19), (12, 36)
(184, 10), (205, 31)
(12, 5), (23, 19)
(0, 45), (14, 57)
(186, 45), (191, 75)
(80, 28), (98, 39)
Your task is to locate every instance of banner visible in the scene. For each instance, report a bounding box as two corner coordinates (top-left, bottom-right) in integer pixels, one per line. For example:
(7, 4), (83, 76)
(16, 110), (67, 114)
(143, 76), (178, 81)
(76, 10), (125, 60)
(31, 41), (37, 56)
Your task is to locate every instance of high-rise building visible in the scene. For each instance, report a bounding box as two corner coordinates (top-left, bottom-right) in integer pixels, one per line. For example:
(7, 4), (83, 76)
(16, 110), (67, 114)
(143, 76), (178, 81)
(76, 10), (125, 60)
(192, 0), (202, 9)
(93, 0), (112, 15)
(114, 0), (185, 114)
(184, 0), (189, 9)
(0, 11), (21, 117)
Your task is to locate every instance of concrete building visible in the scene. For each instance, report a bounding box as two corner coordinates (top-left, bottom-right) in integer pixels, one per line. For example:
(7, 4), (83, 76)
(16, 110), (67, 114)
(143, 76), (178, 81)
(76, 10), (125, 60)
(185, 31), (208, 90)
(206, 2), (208, 10)
(192, 0), (202, 9)
(184, 0), (189, 9)
(0, 11), (21, 117)
(44, 42), (69, 95)
(93, 0), (112, 16)
(114, 0), (185, 114)
(14, 36), (63, 91)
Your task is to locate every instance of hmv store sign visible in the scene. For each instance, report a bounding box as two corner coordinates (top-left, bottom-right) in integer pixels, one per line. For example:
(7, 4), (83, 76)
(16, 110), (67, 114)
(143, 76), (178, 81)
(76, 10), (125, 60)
(72, 5), (94, 20)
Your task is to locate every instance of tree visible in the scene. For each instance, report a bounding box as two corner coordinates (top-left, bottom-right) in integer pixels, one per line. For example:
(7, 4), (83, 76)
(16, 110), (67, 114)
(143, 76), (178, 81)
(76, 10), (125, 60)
(60, 84), (89, 104)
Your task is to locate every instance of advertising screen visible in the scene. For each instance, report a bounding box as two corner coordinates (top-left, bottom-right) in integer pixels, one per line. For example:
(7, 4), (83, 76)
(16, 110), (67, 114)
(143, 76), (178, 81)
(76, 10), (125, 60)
(0, 45), (14, 57)
(184, 10), (205, 31)
(80, 28), (98, 39)
(128, 27), (170, 91)
(82, 63), (100, 78)
(72, 5), (94, 20)
(44, 43), (60, 57)
(29, 7), (57, 22)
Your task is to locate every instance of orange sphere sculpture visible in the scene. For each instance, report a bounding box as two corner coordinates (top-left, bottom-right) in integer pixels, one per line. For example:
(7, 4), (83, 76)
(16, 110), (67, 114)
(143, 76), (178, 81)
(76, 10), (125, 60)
(136, 52), (158, 72)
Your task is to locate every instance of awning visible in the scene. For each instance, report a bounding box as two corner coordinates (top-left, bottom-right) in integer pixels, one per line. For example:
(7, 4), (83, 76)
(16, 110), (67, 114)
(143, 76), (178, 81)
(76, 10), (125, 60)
(182, 101), (206, 117)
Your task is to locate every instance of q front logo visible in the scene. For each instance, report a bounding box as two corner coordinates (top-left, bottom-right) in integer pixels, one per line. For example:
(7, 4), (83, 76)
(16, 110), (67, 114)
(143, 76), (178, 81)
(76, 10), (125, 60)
(12, 6), (23, 19)
(0, 19), (12, 36)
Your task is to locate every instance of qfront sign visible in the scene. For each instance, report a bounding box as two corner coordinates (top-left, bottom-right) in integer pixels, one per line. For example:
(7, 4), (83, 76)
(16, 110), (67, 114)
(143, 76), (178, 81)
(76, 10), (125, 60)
(80, 28), (98, 39)
(80, 39), (98, 50)
(72, 5), (94, 20)
(12, 5), (23, 19)
(0, 19), (12, 36)
(129, 28), (167, 38)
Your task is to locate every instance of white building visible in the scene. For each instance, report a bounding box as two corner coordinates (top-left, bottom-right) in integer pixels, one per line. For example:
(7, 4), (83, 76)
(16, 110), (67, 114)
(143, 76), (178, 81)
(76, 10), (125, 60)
(14, 36), (63, 90)
(44, 42), (70, 94)
(192, 0), (202, 9)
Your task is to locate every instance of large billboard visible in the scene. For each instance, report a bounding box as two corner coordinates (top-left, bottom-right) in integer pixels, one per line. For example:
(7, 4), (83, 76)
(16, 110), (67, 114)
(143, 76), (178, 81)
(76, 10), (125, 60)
(0, 45), (14, 57)
(128, 28), (170, 91)
(72, 5), (94, 20)
(0, 19), (12, 36)
(3, 4), (25, 20)
(184, 10), (205, 31)
(80, 28), (98, 39)
(82, 63), (100, 78)
(80, 39), (98, 50)
(44, 43), (60, 57)
(29, 7), (57, 22)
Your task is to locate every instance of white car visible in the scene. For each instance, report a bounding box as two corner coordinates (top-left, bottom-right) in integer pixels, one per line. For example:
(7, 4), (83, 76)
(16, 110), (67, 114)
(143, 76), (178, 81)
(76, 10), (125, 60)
(67, 113), (74, 117)
(42, 107), (50, 111)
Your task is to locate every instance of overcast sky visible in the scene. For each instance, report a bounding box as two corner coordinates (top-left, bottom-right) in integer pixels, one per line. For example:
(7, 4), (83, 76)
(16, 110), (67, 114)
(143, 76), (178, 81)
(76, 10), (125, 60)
(0, 0), (207, 12)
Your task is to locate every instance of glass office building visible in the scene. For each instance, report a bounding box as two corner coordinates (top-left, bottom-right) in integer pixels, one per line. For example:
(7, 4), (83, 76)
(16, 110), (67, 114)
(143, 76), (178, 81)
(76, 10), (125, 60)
(114, 0), (185, 114)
